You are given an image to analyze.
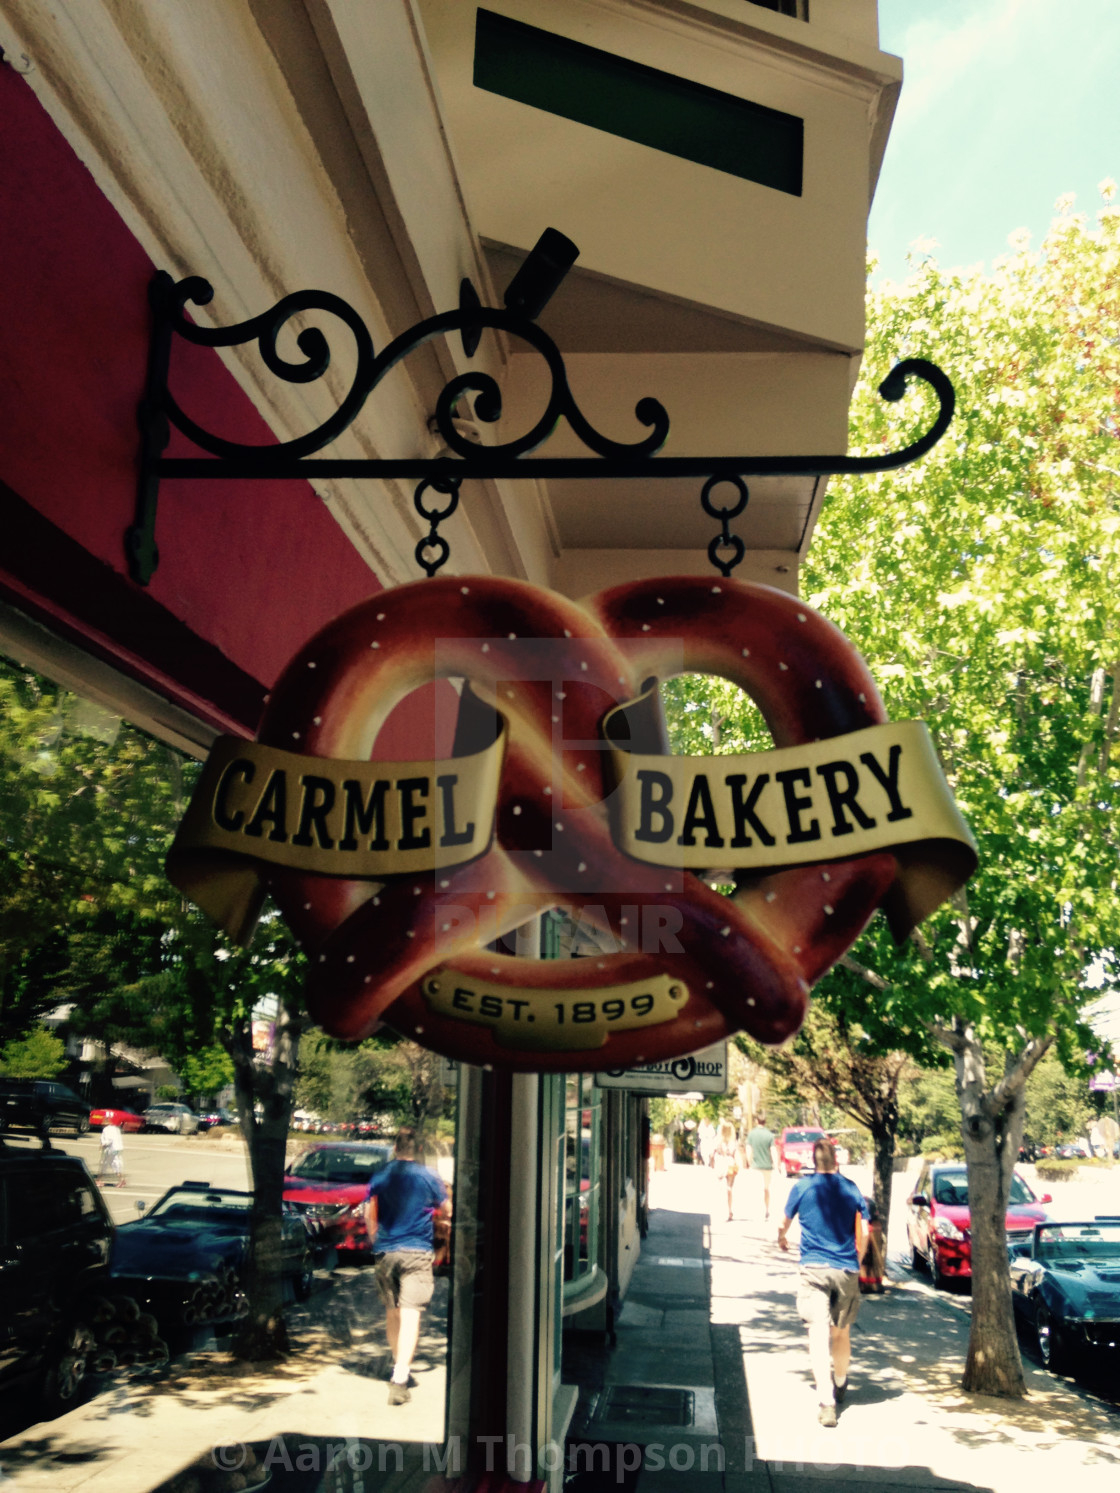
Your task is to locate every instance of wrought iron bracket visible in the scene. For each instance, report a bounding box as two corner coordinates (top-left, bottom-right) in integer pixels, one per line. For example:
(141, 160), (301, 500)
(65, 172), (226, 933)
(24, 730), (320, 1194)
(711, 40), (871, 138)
(129, 268), (954, 585)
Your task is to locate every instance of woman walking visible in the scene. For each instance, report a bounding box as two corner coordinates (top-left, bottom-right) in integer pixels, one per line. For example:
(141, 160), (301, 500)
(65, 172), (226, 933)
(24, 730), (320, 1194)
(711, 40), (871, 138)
(711, 1118), (743, 1221)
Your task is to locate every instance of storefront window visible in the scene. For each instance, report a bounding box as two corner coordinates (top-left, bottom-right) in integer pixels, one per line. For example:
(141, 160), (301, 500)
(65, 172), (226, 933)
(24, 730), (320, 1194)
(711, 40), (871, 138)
(563, 1072), (601, 1290)
(0, 649), (457, 1455)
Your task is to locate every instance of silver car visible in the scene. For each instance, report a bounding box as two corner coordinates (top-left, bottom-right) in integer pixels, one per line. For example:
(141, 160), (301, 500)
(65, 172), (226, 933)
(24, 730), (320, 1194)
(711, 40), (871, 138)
(142, 1102), (200, 1136)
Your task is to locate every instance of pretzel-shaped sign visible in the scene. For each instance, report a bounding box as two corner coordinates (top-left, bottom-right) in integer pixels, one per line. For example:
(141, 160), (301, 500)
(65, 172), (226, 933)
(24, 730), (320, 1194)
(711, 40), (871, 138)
(168, 575), (974, 1071)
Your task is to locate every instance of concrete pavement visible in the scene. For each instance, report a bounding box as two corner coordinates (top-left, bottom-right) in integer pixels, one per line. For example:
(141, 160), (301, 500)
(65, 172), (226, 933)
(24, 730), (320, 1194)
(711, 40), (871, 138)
(615, 1162), (1120, 1491)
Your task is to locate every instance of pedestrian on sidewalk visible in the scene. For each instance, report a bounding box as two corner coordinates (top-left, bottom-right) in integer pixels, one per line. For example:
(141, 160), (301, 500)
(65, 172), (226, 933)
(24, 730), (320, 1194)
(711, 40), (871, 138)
(97, 1120), (126, 1187)
(364, 1126), (450, 1406)
(744, 1110), (777, 1220)
(711, 1118), (743, 1220)
(776, 1137), (867, 1429)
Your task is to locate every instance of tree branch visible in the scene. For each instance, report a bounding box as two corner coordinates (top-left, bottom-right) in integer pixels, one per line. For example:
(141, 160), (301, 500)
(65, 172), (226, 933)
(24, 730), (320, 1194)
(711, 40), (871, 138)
(989, 1033), (1055, 1114)
(837, 954), (891, 991)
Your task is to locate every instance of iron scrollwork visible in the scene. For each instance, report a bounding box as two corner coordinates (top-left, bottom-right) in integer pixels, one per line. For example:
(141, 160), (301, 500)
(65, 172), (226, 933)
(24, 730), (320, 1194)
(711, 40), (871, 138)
(130, 269), (954, 585)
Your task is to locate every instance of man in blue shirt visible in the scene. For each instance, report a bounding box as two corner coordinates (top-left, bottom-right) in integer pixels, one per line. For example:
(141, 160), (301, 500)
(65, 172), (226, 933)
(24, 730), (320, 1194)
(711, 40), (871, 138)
(776, 1137), (867, 1427)
(364, 1126), (449, 1405)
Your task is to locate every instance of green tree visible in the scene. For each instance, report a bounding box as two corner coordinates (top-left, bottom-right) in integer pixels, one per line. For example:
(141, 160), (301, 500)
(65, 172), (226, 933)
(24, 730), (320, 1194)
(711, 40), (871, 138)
(1024, 1052), (1098, 1146)
(177, 1044), (236, 1103)
(736, 1004), (918, 1221)
(0, 1024), (67, 1077)
(295, 1029), (451, 1141)
(663, 185), (1120, 1398)
(896, 1067), (959, 1151)
(0, 652), (308, 1359)
(804, 187), (1120, 1397)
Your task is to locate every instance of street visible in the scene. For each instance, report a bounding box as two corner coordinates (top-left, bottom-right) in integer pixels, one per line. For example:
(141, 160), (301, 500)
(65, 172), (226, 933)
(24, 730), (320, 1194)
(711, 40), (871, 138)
(36, 1129), (254, 1222)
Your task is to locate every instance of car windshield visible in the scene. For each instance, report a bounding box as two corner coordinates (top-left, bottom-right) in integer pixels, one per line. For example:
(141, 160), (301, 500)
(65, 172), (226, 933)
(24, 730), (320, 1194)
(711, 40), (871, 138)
(784, 1130), (823, 1144)
(1036, 1222), (1120, 1263)
(932, 1172), (1034, 1206)
(149, 1188), (251, 1218)
(289, 1147), (393, 1183)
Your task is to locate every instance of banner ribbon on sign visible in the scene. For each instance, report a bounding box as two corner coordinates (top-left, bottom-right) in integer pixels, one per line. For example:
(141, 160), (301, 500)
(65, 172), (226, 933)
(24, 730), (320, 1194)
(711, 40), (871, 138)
(603, 693), (976, 942)
(166, 727), (507, 943)
(168, 702), (975, 952)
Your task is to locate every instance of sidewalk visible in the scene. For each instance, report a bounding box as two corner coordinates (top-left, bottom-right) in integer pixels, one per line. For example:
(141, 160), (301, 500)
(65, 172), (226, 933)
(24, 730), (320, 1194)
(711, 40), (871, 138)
(0, 1269), (451, 1493)
(576, 1163), (1120, 1492)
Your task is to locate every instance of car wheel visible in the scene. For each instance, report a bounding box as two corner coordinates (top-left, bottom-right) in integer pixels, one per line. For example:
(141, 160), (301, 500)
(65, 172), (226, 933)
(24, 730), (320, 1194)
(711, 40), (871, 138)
(41, 1345), (89, 1415)
(76, 1115), (90, 1136)
(905, 1233), (921, 1272)
(1036, 1302), (1071, 1375)
(929, 1245), (946, 1290)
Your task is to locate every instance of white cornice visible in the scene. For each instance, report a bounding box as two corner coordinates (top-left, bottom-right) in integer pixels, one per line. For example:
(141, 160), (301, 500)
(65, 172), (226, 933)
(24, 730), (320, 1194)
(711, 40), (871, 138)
(0, 0), (552, 587)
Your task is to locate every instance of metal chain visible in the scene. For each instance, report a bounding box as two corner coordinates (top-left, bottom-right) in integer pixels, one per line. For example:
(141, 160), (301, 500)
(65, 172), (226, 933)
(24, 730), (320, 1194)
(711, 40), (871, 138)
(700, 476), (748, 577)
(413, 475), (461, 577)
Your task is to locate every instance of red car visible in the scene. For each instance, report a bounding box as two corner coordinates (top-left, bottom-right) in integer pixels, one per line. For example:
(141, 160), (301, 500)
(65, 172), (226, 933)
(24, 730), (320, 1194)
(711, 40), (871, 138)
(282, 1141), (394, 1257)
(89, 1105), (145, 1133)
(777, 1127), (826, 1177)
(906, 1161), (1051, 1288)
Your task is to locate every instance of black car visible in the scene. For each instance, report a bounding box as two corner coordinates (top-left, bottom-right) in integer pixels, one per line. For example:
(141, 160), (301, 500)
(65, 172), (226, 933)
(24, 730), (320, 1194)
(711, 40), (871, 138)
(0, 1145), (114, 1413)
(1009, 1216), (1120, 1373)
(0, 1078), (90, 1139)
(110, 1182), (315, 1322)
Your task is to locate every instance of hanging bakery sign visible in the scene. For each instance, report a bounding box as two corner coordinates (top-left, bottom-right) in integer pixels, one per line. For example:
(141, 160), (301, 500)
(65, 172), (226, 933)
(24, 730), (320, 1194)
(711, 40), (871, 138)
(167, 574), (976, 1072)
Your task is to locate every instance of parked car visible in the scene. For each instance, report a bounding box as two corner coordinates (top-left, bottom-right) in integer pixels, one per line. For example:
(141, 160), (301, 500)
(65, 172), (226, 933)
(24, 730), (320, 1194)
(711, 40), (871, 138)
(906, 1161), (1051, 1288)
(776, 1127), (826, 1177)
(89, 1106), (146, 1133)
(1010, 1217), (1120, 1373)
(197, 1108), (237, 1131)
(0, 1144), (114, 1413)
(0, 1078), (90, 1138)
(110, 1182), (314, 1322)
(282, 1141), (394, 1256)
(142, 1103), (200, 1135)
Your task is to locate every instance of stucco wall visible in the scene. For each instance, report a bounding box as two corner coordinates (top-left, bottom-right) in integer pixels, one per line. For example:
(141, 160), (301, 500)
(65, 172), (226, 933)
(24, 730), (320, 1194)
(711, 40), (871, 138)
(0, 65), (391, 730)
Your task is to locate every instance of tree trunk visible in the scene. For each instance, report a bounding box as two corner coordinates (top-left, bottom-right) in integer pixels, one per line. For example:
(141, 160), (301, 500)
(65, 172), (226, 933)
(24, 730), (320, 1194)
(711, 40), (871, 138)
(226, 1002), (302, 1361)
(953, 1031), (1028, 1397)
(869, 1115), (897, 1229)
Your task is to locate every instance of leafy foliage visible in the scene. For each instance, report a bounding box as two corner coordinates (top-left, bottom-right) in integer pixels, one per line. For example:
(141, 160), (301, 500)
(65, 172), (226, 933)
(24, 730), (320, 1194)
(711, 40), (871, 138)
(0, 1024), (67, 1077)
(663, 186), (1120, 1396)
(804, 189), (1120, 1070)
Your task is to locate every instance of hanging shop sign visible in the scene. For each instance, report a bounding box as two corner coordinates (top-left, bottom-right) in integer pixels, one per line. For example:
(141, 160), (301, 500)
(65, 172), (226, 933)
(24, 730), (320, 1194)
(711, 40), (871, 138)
(596, 1043), (729, 1096)
(168, 573), (976, 1073)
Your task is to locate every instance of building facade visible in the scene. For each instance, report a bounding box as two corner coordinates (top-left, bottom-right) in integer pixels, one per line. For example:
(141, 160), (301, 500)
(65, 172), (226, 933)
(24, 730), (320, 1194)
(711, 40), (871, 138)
(0, 1), (900, 1484)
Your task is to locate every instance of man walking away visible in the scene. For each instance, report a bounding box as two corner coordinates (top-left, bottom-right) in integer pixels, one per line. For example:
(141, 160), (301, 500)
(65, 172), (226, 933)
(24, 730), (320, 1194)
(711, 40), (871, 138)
(364, 1127), (449, 1405)
(745, 1111), (777, 1220)
(97, 1120), (125, 1187)
(776, 1138), (867, 1428)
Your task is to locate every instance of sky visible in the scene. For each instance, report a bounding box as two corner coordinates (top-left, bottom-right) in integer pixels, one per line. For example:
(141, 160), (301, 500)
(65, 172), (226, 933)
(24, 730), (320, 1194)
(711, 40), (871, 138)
(868, 0), (1120, 284)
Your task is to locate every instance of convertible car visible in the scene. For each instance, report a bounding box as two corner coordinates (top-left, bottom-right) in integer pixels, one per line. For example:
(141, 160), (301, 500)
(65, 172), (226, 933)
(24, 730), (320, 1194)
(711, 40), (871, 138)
(110, 1182), (315, 1323)
(1009, 1216), (1120, 1373)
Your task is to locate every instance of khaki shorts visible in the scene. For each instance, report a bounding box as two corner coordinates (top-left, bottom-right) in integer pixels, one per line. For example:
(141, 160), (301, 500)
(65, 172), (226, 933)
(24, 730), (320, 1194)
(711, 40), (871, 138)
(797, 1266), (861, 1330)
(374, 1250), (435, 1311)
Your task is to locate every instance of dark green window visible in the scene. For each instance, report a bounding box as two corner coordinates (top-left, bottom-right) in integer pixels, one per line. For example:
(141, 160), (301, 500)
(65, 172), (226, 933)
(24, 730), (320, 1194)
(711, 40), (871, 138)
(747, 0), (809, 18)
(474, 9), (803, 196)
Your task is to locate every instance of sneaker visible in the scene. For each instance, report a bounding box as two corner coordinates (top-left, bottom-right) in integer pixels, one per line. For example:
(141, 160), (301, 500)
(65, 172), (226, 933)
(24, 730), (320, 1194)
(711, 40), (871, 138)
(818, 1403), (837, 1428)
(383, 1369), (418, 1388)
(388, 1382), (411, 1406)
(832, 1376), (848, 1408)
